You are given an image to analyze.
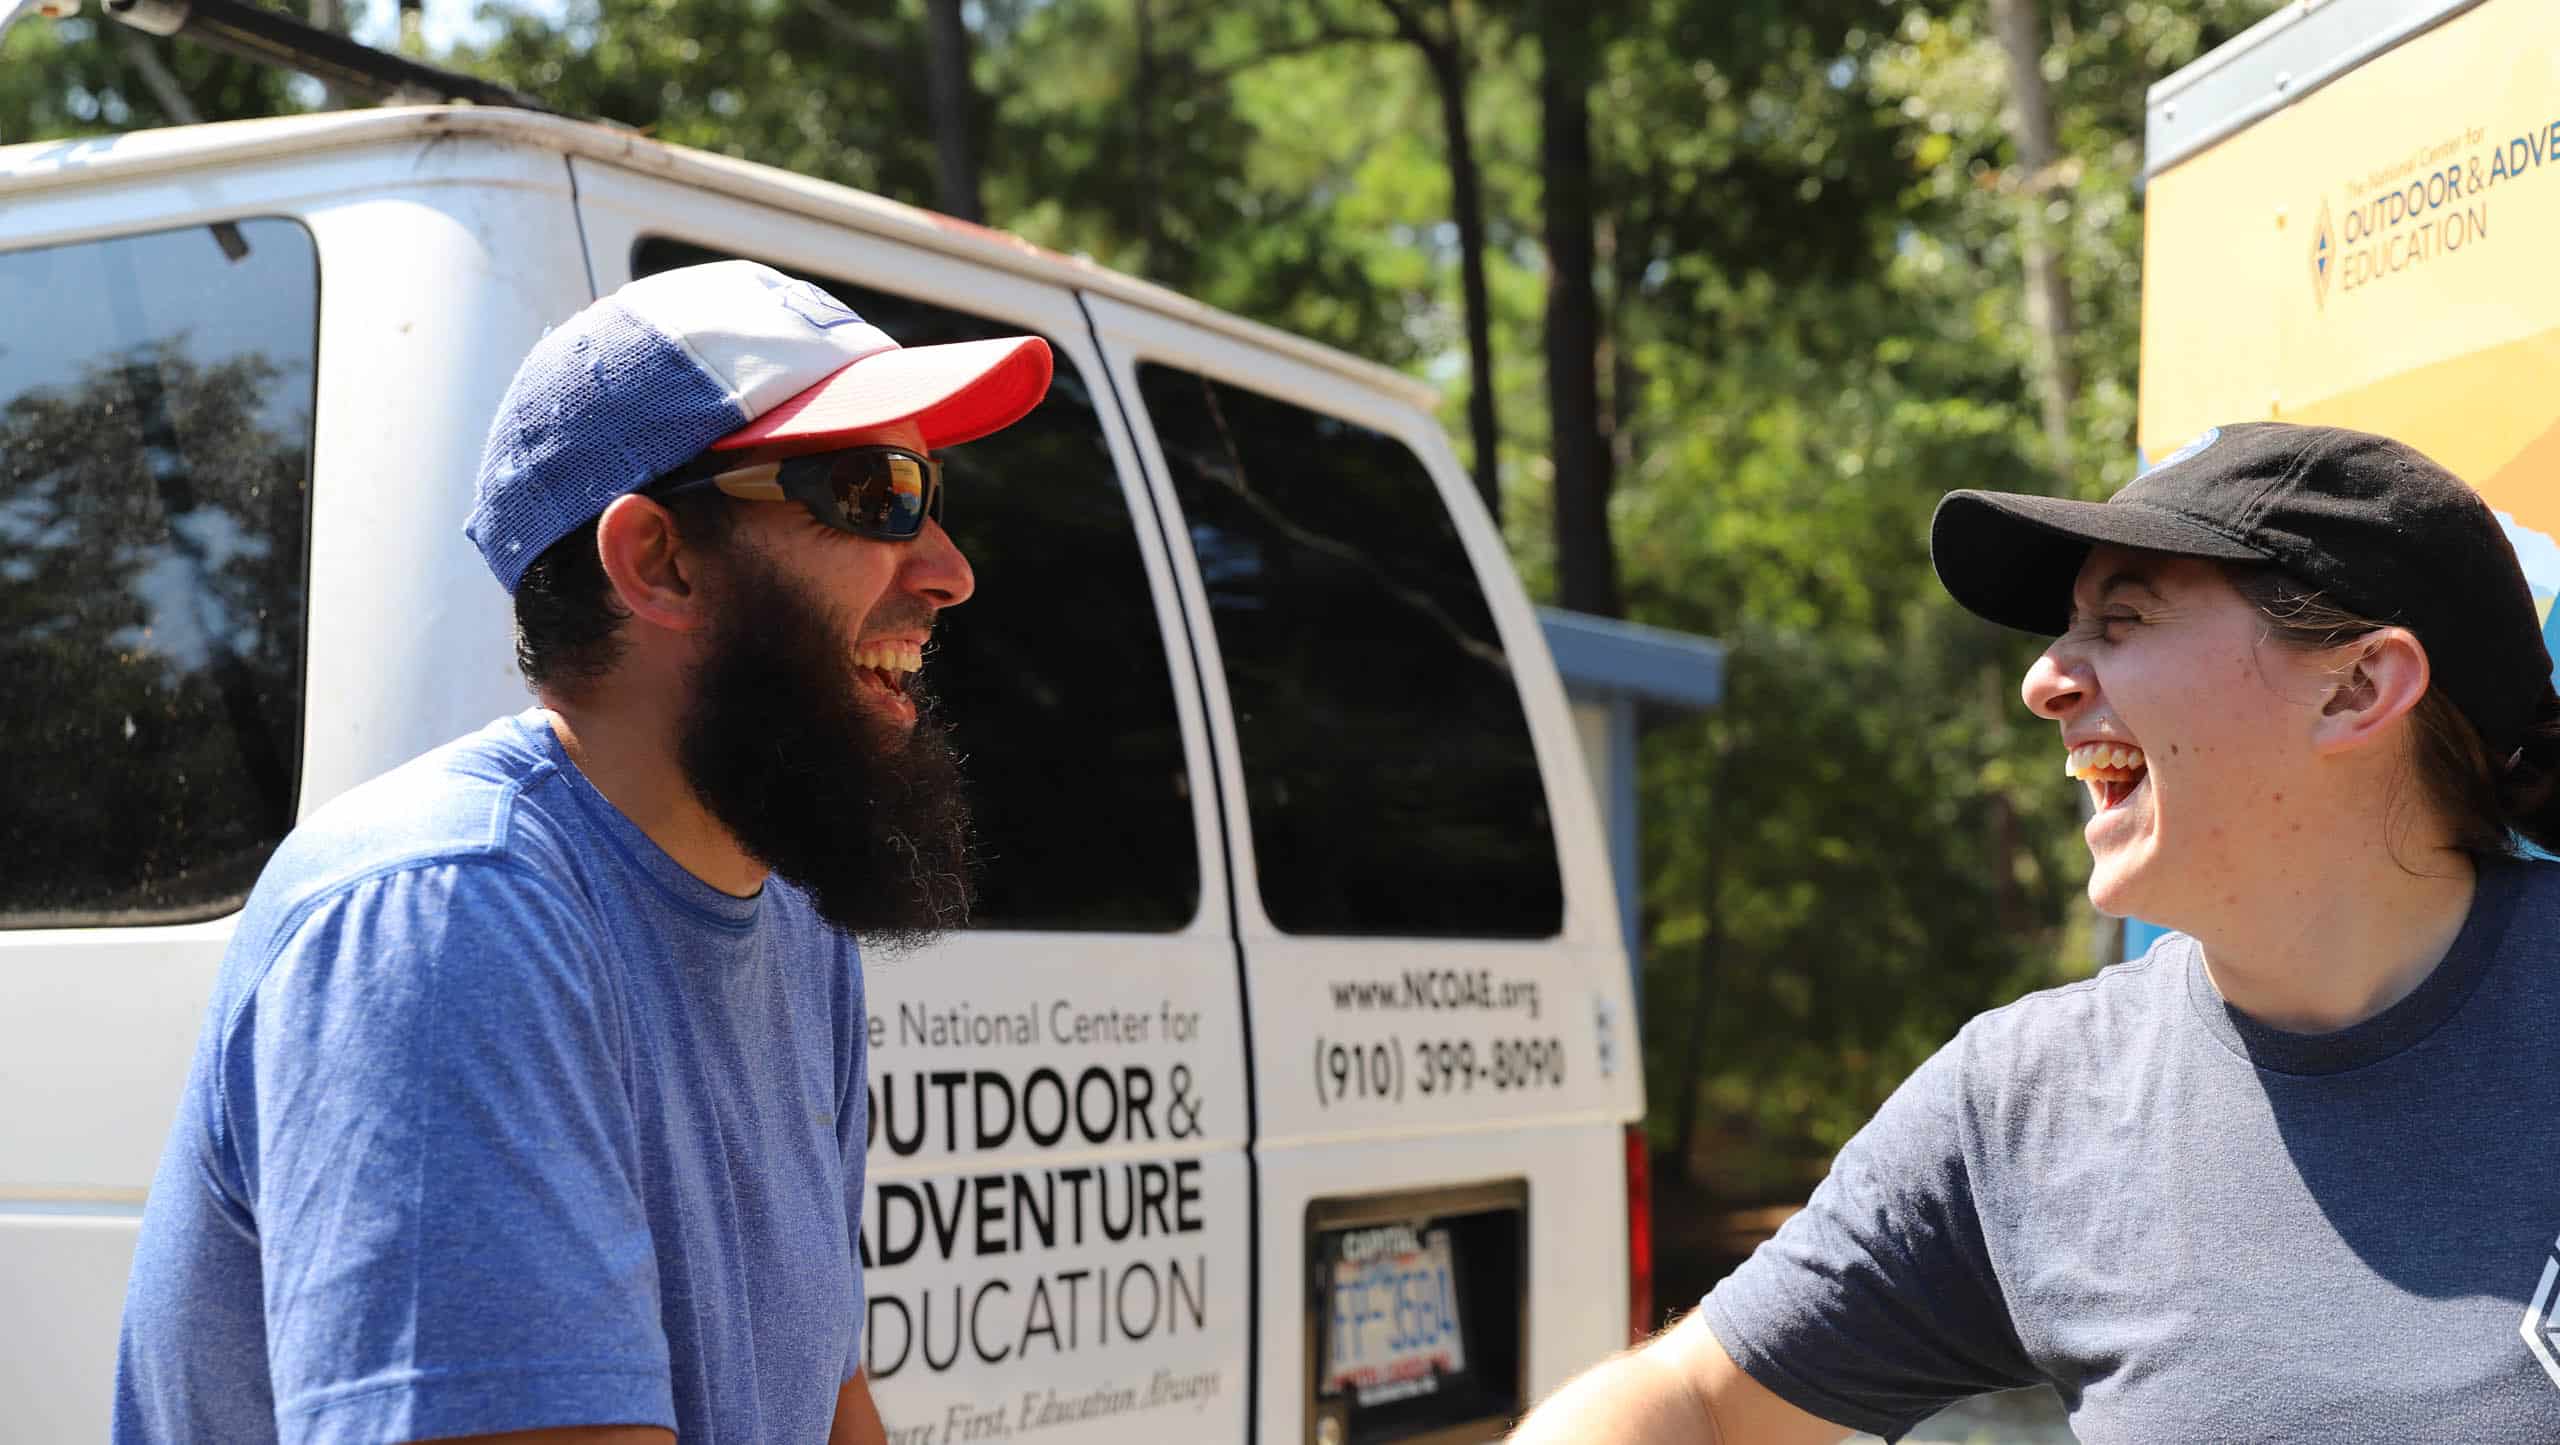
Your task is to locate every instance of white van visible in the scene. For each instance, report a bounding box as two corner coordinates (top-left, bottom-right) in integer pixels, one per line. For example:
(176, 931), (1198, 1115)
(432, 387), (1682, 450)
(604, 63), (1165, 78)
(0, 106), (1645, 1443)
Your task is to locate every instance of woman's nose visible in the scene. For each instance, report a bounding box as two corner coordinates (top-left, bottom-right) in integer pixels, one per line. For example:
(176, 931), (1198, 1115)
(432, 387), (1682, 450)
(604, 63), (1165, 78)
(2021, 645), (2091, 720)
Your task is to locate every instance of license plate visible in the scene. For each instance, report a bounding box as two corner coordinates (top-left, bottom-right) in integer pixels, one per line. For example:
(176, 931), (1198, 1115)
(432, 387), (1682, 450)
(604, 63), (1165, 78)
(1305, 1182), (1524, 1444)
(1322, 1224), (1467, 1406)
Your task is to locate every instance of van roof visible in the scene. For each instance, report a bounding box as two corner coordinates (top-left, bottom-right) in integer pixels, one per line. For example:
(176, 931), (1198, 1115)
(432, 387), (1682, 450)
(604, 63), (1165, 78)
(0, 105), (1441, 411)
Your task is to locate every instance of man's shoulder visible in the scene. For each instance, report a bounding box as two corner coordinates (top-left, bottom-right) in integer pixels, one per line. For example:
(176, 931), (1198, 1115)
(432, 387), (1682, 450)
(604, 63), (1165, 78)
(244, 713), (595, 938)
(286, 712), (580, 872)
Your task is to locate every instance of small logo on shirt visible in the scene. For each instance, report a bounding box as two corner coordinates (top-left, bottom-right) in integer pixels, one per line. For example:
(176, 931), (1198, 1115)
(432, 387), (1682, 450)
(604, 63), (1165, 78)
(2522, 1231), (2560, 1388)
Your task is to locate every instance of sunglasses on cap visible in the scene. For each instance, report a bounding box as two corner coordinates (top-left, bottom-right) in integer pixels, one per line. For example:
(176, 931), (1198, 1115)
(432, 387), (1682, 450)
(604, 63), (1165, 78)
(653, 445), (945, 541)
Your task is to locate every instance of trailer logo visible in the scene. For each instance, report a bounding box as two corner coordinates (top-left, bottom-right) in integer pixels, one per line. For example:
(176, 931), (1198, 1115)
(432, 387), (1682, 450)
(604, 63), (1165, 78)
(2309, 198), (2334, 309)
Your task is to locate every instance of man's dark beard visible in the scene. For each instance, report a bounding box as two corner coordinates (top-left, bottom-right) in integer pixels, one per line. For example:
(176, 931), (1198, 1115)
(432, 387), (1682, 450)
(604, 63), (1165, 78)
(677, 543), (976, 947)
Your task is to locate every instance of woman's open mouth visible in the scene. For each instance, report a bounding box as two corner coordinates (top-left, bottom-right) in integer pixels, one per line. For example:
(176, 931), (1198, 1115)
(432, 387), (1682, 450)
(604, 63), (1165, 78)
(2066, 741), (2149, 811)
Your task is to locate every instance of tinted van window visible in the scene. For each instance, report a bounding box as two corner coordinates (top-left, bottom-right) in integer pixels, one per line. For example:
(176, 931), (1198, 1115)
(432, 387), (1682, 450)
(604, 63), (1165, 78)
(1138, 365), (1561, 937)
(0, 220), (316, 927)
(636, 238), (1199, 931)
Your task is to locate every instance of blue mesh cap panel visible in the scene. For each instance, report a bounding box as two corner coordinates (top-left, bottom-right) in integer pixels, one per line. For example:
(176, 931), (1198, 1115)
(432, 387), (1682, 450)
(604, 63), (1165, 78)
(466, 298), (746, 593)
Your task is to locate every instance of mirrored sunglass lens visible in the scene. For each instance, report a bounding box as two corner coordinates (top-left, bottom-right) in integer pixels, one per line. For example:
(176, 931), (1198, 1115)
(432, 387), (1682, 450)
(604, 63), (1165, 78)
(827, 453), (928, 536)
(882, 455), (929, 529)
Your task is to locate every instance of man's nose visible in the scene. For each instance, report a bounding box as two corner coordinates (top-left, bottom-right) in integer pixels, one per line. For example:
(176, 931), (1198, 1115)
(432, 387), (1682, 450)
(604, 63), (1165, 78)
(904, 518), (975, 609)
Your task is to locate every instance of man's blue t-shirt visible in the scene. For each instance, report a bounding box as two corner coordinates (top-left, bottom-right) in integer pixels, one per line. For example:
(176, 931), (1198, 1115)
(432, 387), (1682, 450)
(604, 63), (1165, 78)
(1702, 857), (2560, 1443)
(114, 711), (871, 1445)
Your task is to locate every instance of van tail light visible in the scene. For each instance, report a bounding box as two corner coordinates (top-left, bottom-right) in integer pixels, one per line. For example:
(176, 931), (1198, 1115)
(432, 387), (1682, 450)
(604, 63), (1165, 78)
(1625, 1123), (1656, 1344)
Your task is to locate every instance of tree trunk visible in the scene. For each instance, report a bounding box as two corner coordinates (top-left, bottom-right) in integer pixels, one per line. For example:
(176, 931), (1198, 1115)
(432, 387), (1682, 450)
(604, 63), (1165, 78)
(1421, 4), (1502, 526)
(924, 0), (985, 223)
(1989, 0), (2077, 470)
(304, 0), (345, 109)
(1134, 0), (1161, 272)
(1982, 662), (2023, 937)
(1603, 213), (1646, 492)
(1674, 707), (1733, 1186)
(1541, 0), (1618, 616)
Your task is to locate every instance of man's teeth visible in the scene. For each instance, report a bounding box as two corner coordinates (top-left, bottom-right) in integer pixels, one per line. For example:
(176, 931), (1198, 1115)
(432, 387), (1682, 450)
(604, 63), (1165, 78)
(2064, 742), (2148, 780)
(853, 641), (924, 674)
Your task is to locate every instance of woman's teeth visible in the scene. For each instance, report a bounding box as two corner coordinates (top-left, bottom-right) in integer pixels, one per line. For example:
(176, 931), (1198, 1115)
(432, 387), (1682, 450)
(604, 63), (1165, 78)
(2067, 741), (2149, 810)
(2064, 741), (2147, 781)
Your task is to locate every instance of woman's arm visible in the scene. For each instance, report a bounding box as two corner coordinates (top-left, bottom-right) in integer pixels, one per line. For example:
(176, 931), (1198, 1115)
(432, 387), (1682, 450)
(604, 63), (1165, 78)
(1507, 1310), (1851, 1445)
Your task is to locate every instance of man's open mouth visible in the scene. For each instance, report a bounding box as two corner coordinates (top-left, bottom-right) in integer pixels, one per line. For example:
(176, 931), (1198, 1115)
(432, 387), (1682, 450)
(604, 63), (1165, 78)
(2065, 741), (2148, 810)
(854, 640), (923, 698)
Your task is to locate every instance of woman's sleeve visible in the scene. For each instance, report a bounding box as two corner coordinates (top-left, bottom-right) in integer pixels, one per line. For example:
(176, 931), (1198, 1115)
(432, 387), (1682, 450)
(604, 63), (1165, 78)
(1696, 1030), (2039, 1441)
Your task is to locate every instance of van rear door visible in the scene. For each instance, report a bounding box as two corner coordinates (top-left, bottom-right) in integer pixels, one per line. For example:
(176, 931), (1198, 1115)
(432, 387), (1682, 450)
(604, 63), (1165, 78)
(570, 165), (1257, 1442)
(0, 133), (587, 1442)
(1079, 293), (1643, 1445)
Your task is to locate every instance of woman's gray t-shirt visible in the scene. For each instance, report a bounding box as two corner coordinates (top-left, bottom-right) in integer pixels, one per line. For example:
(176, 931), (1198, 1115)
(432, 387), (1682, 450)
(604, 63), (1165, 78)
(1702, 858), (2560, 1443)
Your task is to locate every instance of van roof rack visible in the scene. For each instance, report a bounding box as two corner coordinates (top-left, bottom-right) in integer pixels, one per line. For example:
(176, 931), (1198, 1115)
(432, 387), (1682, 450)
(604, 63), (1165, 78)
(62, 0), (556, 113)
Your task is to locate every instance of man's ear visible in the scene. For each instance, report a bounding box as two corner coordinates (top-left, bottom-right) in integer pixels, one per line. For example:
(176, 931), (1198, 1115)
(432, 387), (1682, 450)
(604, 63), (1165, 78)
(594, 493), (716, 634)
(2312, 627), (2430, 756)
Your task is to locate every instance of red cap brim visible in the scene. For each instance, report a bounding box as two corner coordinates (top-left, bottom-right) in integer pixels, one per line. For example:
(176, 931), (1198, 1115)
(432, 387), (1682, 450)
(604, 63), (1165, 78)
(710, 335), (1053, 452)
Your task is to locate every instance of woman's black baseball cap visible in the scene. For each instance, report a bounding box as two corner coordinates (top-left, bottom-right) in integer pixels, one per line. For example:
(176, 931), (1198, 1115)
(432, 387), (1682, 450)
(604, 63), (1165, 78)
(1929, 421), (2553, 757)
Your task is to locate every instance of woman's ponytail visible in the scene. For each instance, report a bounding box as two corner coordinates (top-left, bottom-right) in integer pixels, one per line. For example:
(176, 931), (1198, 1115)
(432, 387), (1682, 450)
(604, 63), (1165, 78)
(2496, 687), (2560, 857)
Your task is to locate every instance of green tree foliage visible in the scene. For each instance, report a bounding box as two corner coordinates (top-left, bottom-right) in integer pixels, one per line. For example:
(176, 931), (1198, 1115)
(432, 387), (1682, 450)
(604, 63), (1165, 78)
(1606, 1), (2277, 1197)
(458, 0), (949, 201)
(0, 9), (305, 140)
(2, 0), (2281, 1206)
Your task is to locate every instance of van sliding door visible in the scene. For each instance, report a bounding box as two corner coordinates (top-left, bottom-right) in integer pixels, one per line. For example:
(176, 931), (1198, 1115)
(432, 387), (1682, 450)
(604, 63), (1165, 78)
(571, 164), (1255, 1443)
(1080, 293), (1644, 1445)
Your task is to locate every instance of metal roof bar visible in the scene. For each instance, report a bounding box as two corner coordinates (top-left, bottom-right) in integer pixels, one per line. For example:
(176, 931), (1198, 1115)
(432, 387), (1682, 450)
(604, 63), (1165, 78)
(1537, 607), (1725, 710)
(101, 0), (555, 112)
(2146, 0), (2484, 178)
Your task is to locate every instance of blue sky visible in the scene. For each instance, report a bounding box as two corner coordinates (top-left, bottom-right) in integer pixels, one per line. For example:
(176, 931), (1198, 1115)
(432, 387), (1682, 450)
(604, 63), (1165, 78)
(350, 0), (568, 56)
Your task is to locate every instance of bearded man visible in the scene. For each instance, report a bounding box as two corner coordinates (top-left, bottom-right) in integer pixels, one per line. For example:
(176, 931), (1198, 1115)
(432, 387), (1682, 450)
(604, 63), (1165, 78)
(112, 260), (1052, 1445)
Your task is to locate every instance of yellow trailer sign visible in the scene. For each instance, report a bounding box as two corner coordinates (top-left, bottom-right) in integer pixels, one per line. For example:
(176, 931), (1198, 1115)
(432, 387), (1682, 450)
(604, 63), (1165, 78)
(2143, 0), (2560, 648)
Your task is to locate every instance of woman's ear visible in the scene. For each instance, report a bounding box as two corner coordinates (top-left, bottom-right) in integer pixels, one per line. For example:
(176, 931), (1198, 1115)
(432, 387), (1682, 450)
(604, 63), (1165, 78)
(2312, 627), (2431, 756)
(594, 493), (716, 635)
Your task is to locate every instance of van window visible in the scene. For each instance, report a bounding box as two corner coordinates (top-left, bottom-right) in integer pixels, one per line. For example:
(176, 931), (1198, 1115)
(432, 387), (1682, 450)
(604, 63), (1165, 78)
(635, 238), (1200, 931)
(0, 219), (316, 928)
(1136, 365), (1561, 937)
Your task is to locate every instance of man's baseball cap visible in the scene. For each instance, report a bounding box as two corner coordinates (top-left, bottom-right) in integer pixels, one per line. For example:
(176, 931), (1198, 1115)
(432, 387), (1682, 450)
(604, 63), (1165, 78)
(466, 260), (1052, 591)
(1930, 421), (2552, 757)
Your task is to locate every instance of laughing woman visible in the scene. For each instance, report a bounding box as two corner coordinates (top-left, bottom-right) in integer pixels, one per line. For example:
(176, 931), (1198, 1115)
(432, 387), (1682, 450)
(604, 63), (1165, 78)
(1511, 423), (2560, 1444)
